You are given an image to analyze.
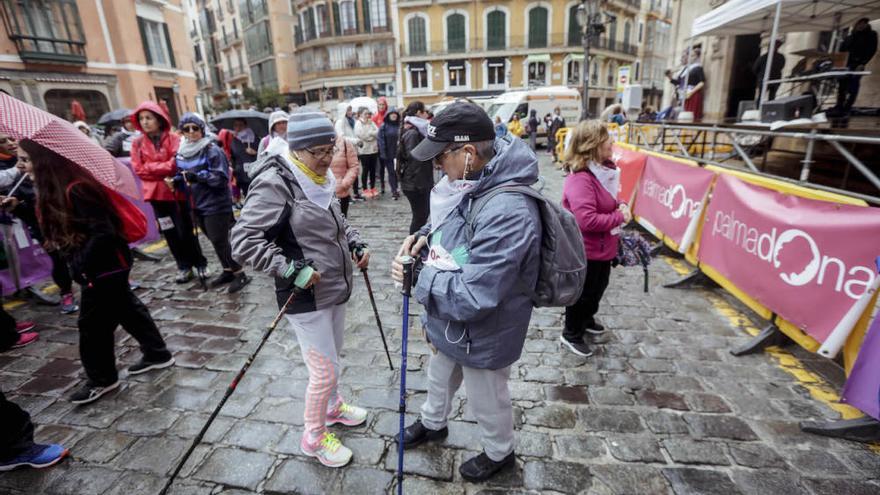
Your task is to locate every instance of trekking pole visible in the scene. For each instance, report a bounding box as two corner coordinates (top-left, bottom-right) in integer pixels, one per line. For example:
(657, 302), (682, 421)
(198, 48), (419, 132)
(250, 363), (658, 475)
(396, 256), (414, 495)
(360, 262), (394, 370)
(159, 287), (301, 495)
(183, 174), (208, 291)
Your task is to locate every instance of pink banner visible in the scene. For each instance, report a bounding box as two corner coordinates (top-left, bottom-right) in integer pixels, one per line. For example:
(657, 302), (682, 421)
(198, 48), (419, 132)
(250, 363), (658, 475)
(632, 155), (715, 245)
(0, 218), (53, 296)
(841, 312), (880, 420)
(611, 145), (647, 203)
(698, 174), (880, 343)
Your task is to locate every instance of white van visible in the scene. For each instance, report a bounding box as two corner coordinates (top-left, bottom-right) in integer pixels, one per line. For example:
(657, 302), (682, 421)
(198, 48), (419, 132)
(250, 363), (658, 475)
(486, 86), (581, 145)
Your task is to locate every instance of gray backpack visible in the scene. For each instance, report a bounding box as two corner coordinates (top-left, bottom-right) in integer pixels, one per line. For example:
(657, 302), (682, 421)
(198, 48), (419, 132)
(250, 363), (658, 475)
(465, 184), (587, 307)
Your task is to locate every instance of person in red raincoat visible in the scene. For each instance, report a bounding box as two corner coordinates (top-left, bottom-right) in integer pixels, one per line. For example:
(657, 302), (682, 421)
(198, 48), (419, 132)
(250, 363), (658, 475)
(130, 101), (207, 283)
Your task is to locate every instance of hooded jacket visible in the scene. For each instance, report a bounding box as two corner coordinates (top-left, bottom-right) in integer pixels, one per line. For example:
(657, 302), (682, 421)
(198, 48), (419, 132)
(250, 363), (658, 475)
(130, 101), (181, 202)
(104, 129), (139, 158)
(414, 135), (541, 370)
(330, 135), (359, 199)
(397, 121), (434, 192)
(841, 25), (878, 68)
(562, 166), (624, 261)
(230, 154), (363, 314)
(174, 137), (233, 216)
(354, 117), (379, 156)
(335, 107), (358, 147)
(377, 109), (400, 163)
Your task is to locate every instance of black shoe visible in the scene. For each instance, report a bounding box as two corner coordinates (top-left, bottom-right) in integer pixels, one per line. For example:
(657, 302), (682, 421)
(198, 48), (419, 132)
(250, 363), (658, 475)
(127, 355), (174, 375)
(210, 271), (236, 287)
(352, 194), (366, 202)
(196, 266), (210, 281)
(228, 273), (251, 293)
(459, 451), (516, 482)
(585, 319), (606, 335)
(392, 192), (400, 200)
(559, 335), (593, 357)
(400, 420), (448, 449)
(69, 380), (119, 405)
(175, 269), (194, 284)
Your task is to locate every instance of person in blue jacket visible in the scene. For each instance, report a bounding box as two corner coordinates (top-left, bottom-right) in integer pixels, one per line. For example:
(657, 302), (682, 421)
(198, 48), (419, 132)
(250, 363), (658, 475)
(377, 108), (401, 199)
(173, 113), (250, 293)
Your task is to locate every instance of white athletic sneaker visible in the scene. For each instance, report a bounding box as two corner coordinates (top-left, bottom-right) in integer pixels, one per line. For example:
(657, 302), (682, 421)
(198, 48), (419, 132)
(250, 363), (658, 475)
(325, 402), (368, 427)
(300, 431), (352, 468)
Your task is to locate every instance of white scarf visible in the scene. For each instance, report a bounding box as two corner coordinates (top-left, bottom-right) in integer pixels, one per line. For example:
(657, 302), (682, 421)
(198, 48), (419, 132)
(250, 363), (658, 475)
(589, 161), (620, 199)
(279, 146), (337, 209)
(429, 175), (478, 231)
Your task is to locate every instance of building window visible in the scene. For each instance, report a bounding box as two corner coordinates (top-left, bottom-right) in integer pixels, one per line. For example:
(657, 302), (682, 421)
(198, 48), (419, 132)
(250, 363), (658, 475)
(607, 62), (615, 87)
(407, 16), (427, 55)
(137, 17), (176, 68)
(567, 59), (581, 85)
(487, 57), (505, 87)
(591, 61), (598, 84)
(528, 61), (546, 86)
(250, 59), (277, 89)
(527, 6), (548, 49)
(332, 2), (341, 35)
(486, 10), (505, 50)
(446, 13), (465, 53)
(0, 0), (87, 62)
(624, 21), (632, 52)
(302, 8), (316, 41)
(608, 18), (617, 49)
(448, 60), (466, 88)
(344, 85), (367, 99)
(194, 45), (202, 63)
(316, 4), (330, 37)
(339, 0), (357, 35)
(365, 0), (388, 31)
(44, 89), (109, 122)
(409, 62), (428, 90)
(567, 5), (580, 47)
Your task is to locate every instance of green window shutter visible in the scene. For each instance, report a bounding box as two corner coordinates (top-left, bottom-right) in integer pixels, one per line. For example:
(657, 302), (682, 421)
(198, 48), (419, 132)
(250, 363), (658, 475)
(162, 23), (176, 68)
(137, 17), (153, 65)
(447, 14), (464, 52)
(362, 0), (370, 32)
(487, 11), (505, 50)
(409, 17), (425, 54)
(333, 2), (341, 35)
(568, 5), (580, 46)
(528, 7), (547, 48)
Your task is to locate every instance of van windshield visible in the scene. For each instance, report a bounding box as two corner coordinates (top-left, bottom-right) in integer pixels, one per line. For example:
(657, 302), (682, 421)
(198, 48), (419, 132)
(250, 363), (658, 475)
(487, 102), (518, 122)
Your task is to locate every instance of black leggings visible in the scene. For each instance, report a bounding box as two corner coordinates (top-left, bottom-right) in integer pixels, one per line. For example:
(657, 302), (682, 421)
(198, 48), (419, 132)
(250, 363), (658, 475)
(360, 154), (378, 190)
(0, 390), (34, 461)
(403, 189), (430, 234)
(150, 200), (207, 271)
(197, 213), (241, 272)
(0, 304), (17, 351)
(78, 270), (171, 385)
(563, 259), (612, 342)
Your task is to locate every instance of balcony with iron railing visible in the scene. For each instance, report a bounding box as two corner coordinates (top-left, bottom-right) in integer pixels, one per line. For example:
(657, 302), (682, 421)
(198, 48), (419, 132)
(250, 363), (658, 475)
(221, 31), (242, 49)
(0, 0), (87, 64)
(226, 66), (249, 81)
(400, 33), (638, 58)
(298, 56), (394, 77)
(294, 24), (392, 47)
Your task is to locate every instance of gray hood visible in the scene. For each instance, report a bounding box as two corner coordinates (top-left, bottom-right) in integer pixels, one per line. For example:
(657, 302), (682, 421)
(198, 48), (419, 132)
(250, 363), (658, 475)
(469, 134), (539, 197)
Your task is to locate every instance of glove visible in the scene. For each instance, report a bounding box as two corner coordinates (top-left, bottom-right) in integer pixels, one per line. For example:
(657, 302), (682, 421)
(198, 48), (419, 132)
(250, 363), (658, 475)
(182, 171), (198, 184)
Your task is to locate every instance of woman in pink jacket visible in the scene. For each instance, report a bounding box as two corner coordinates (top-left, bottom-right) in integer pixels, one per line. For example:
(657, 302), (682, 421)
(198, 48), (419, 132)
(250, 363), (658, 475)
(560, 120), (632, 357)
(329, 134), (360, 217)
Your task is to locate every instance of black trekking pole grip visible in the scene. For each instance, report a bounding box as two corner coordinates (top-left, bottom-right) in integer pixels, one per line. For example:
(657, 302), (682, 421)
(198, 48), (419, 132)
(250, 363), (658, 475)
(400, 256), (414, 297)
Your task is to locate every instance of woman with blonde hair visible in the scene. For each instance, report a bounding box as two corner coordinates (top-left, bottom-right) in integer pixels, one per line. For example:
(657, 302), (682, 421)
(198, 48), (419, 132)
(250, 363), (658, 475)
(559, 120), (631, 357)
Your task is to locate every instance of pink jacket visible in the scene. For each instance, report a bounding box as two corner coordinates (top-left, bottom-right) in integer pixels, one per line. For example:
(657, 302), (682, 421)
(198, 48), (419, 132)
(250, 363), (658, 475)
(130, 101), (181, 202)
(330, 135), (359, 198)
(562, 168), (624, 261)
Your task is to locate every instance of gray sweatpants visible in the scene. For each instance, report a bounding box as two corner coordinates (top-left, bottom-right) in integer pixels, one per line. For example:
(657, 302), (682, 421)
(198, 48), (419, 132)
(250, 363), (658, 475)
(420, 351), (514, 461)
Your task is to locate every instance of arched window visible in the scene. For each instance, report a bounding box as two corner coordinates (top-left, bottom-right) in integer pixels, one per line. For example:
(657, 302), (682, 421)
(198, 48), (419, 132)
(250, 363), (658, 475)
(367, 0), (388, 31)
(408, 16), (427, 55)
(486, 10), (505, 50)
(608, 18), (617, 50)
(567, 4), (580, 46)
(528, 6), (548, 48)
(339, 0), (357, 35)
(44, 89), (109, 122)
(447, 13), (465, 53)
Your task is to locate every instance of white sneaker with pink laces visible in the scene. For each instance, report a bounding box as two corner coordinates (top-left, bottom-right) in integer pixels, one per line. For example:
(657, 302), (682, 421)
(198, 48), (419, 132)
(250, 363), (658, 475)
(300, 431), (352, 468)
(325, 402), (367, 427)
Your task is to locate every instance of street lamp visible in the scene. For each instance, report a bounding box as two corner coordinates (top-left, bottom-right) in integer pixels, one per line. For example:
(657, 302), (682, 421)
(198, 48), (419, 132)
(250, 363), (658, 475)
(577, 1), (597, 121)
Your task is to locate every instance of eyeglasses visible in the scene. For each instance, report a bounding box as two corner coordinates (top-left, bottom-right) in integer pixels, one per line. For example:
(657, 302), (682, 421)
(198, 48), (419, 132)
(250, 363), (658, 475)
(181, 125), (201, 133)
(305, 145), (338, 160)
(433, 145), (464, 165)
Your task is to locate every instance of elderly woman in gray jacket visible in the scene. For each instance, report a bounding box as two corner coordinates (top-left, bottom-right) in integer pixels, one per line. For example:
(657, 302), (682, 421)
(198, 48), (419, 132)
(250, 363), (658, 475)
(231, 110), (370, 469)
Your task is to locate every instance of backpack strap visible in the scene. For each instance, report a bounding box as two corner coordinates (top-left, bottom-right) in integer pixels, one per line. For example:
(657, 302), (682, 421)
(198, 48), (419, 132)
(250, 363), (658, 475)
(464, 184), (543, 301)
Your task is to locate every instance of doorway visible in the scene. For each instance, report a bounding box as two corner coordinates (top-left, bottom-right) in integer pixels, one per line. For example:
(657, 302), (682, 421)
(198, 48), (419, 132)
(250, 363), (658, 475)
(154, 87), (179, 124)
(726, 34), (761, 120)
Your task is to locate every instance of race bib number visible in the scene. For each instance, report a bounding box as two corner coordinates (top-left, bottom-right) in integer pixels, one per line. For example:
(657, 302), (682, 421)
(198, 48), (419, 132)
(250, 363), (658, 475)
(157, 216), (175, 231)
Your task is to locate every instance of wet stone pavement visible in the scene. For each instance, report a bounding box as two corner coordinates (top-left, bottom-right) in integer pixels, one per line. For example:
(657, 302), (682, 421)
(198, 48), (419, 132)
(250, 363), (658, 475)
(2, 155), (879, 495)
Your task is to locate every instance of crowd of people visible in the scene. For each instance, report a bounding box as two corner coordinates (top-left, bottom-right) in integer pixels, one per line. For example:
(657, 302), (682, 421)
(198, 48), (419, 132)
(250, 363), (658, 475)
(1, 96), (634, 483)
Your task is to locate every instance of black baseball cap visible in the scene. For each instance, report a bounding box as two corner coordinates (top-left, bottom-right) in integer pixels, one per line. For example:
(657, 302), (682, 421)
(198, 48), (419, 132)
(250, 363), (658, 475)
(411, 101), (496, 162)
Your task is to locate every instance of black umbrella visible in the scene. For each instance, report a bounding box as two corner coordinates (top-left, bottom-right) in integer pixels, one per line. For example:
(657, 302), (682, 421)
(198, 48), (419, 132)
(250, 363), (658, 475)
(210, 110), (269, 138)
(97, 108), (131, 127)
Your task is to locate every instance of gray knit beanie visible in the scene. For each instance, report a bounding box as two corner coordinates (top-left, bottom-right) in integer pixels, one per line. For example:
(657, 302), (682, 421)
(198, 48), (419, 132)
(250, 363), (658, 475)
(287, 109), (337, 150)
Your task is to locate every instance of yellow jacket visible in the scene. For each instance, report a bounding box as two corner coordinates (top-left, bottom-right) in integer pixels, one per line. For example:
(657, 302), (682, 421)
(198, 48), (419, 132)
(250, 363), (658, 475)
(507, 119), (524, 137)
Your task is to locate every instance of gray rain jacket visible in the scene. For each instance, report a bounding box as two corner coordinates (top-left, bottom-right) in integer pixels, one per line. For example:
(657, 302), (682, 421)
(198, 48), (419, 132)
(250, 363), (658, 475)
(415, 135), (541, 370)
(230, 155), (362, 314)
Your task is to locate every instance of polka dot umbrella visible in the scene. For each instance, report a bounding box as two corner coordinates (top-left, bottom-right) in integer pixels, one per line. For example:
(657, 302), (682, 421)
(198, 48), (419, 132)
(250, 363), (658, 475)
(0, 92), (139, 199)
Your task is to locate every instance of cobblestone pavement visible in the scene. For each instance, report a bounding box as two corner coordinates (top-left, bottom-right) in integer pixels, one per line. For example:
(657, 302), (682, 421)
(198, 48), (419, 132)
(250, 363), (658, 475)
(1, 155), (879, 495)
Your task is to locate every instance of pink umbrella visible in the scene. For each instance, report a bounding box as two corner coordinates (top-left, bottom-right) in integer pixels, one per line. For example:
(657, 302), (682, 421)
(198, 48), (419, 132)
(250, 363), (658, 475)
(0, 92), (139, 199)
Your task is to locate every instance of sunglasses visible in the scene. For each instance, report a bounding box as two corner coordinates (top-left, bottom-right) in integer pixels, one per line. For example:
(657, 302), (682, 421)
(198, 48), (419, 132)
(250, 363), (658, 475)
(182, 125), (201, 133)
(433, 145), (464, 165)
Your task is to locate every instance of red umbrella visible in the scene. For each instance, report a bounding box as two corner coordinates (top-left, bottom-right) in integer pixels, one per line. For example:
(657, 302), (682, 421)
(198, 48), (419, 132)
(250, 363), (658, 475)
(70, 99), (86, 122)
(0, 92), (139, 199)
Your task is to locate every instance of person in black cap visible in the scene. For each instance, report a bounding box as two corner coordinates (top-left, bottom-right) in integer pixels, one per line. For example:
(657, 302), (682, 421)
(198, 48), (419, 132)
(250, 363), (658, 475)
(391, 101), (542, 482)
